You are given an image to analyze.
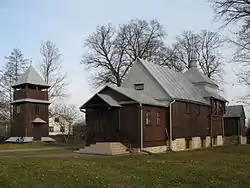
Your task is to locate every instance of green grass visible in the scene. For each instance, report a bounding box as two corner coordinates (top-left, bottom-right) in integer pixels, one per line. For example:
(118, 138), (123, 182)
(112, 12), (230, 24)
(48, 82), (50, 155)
(0, 149), (74, 156)
(0, 142), (83, 150)
(0, 143), (51, 150)
(1, 145), (250, 187)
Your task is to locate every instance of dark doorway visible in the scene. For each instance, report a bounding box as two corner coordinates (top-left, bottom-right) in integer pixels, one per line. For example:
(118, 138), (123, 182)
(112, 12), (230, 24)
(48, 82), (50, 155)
(33, 124), (42, 141)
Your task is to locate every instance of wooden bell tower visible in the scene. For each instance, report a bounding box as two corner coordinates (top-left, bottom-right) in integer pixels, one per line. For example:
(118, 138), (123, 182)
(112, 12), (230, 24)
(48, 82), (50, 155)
(10, 65), (51, 141)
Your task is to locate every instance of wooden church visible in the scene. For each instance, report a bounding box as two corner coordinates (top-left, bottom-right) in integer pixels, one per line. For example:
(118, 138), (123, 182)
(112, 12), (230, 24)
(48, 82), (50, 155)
(6, 66), (55, 143)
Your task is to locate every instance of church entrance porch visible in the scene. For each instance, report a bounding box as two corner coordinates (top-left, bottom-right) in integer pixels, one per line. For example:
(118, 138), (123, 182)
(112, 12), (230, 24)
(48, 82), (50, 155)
(82, 93), (122, 146)
(32, 117), (47, 141)
(91, 107), (120, 142)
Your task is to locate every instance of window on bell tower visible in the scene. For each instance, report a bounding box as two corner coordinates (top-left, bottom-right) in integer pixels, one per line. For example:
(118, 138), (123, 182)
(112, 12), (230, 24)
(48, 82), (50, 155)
(35, 104), (40, 115)
(17, 105), (20, 114)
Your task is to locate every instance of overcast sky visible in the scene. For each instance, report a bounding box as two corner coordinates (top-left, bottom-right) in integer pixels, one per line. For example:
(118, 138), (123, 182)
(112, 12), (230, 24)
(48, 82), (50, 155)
(0, 0), (247, 115)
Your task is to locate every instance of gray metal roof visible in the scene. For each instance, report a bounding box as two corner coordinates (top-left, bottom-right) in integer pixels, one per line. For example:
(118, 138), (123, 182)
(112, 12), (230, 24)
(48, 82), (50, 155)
(183, 67), (218, 87)
(13, 65), (49, 87)
(138, 58), (210, 105)
(197, 88), (228, 102)
(80, 85), (167, 109)
(97, 94), (121, 107)
(32, 117), (46, 124)
(108, 85), (167, 107)
(224, 105), (246, 119)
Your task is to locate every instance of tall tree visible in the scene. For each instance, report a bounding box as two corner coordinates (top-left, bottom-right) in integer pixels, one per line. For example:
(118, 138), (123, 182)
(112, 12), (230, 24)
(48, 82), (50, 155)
(39, 40), (68, 103)
(81, 19), (181, 88)
(0, 49), (29, 134)
(173, 30), (225, 83)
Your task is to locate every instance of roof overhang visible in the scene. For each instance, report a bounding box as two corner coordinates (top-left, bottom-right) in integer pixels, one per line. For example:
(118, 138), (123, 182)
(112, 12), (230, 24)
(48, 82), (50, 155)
(10, 98), (51, 104)
(32, 117), (47, 124)
(173, 98), (211, 106)
(80, 93), (122, 109)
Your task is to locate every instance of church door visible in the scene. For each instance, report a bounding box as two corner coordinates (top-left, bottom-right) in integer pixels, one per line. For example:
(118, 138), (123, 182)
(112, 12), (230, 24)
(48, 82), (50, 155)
(33, 124), (42, 141)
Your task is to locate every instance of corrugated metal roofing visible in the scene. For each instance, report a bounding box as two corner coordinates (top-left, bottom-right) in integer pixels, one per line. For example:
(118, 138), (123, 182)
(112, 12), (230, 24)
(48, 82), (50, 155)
(197, 88), (228, 102)
(183, 67), (218, 87)
(97, 93), (121, 107)
(108, 85), (167, 107)
(224, 105), (246, 119)
(80, 85), (167, 109)
(138, 58), (210, 105)
(13, 65), (49, 87)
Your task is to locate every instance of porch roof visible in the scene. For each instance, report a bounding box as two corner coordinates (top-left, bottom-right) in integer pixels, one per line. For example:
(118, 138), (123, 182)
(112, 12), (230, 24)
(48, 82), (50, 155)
(32, 117), (46, 124)
(80, 93), (122, 109)
(97, 94), (122, 107)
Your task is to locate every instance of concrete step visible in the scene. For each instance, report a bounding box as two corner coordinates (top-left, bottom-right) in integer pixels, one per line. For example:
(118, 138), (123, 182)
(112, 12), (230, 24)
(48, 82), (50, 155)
(77, 142), (129, 155)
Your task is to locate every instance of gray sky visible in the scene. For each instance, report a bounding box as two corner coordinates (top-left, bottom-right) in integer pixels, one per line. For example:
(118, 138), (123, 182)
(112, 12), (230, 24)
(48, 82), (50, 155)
(0, 0), (246, 114)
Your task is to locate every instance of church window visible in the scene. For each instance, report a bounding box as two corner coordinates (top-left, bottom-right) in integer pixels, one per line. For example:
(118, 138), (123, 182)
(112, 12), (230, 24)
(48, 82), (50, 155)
(134, 83), (144, 90)
(35, 104), (40, 115)
(186, 103), (191, 113)
(17, 105), (20, 114)
(156, 112), (161, 125)
(145, 111), (151, 125)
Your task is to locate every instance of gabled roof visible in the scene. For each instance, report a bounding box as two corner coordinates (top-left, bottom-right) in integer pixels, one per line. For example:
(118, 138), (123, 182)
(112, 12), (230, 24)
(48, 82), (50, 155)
(224, 105), (246, 119)
(137, 58), (210, 105)
(97, 94), (121, 107)
(183, 67), (218, 87)
(80, 85), (167, 109)
(12, 65), (49, 88)
(108, 85), (166, 107)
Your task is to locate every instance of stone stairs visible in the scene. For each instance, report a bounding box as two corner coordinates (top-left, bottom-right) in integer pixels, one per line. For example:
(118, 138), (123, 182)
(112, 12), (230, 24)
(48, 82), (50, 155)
(76, 142), (129, 155)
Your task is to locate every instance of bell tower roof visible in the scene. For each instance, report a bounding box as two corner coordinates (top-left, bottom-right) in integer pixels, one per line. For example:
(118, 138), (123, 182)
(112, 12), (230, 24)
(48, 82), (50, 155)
(12, 65), (49, 88)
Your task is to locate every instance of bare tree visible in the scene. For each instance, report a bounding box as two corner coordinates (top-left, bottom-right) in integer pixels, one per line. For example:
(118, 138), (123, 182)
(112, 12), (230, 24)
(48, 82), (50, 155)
(210, 0), (250, 102)
(173, 30), (225, 83)
(81, 19), (182, 87)
(211, 0), (250, 32)
(51, 104), (81, 143)
(40, 40), (68, 103)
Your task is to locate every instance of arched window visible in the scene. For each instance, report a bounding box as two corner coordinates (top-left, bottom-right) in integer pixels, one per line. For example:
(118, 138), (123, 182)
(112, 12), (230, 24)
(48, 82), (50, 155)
(145, 111), (151, 125)
(156, 112), (160, 125)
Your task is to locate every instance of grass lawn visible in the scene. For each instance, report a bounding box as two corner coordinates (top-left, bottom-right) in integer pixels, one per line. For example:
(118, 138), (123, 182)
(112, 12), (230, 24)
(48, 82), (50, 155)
(1, 145), (250, 188)
(0, 143), (51, 150)
(0, 148), (74, 156)
(0, 142), (83, 150)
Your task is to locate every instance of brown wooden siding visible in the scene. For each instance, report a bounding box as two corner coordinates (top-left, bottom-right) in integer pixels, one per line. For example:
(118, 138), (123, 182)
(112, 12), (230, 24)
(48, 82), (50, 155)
(172, 101), (210, 139)
(143, 105), (168, 147)
(224, 117), (247, 136)
(12, 102), (49, 139)
(14, 88), (48, 101)
(211, 117), (223, 136)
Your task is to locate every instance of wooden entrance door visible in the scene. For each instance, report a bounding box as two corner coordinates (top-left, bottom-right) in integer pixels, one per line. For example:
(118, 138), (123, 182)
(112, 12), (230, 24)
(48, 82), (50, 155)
(102, 108), (118, 142)
(33, 124), (42, 141)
